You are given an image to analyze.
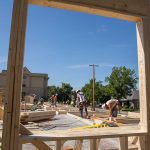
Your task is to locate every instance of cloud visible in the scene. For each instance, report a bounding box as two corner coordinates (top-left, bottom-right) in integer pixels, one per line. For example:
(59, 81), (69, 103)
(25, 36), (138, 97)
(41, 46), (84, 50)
(66, 63), (114, 69)
(87, 25), (108, 35)
(0, 56), (7, 64)
(97, 25), (108, 33)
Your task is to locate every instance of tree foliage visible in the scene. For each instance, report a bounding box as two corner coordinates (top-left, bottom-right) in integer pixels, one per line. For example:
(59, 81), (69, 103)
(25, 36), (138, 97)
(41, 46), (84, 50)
(48, 83), (73, 103)
(48, 66), (138, 105)
(105, 66), (138, 99)
(47, 86), (58, 98)
(58, 83), (73, 103)
(82, 79), (104, 103)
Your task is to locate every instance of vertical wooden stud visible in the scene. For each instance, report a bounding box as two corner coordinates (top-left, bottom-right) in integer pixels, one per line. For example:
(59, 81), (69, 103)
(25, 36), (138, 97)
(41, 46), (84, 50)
(2, 0), (28, 150)
(18, 142), (22, 150)
(56, 140), (65, 150)
(119, 137), (128, 150)
(138, 136), (146, 150)
(74, 140), (83, 150)
(89, 139), (100, 150)
(136, 1), (150, 149)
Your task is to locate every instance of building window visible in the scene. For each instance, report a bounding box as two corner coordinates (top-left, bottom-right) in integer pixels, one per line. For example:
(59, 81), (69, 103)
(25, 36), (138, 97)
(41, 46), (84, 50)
(22, 84), (26, 87)
(23, 75), (27, 79)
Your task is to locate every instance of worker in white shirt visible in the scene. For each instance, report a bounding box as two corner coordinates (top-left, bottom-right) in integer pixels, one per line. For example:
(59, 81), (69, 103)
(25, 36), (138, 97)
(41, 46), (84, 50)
(76, 90), (88, 118)
(102, 99), (122, 121)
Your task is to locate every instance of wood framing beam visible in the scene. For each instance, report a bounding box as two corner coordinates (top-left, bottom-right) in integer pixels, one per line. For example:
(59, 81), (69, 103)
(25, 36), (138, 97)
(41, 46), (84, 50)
(29, 0), (147, 22)
(119, 137), (128, 150)
(20, 124), (52, 150)
(136, 0), (150, 149)
(2, 0), (28, 150)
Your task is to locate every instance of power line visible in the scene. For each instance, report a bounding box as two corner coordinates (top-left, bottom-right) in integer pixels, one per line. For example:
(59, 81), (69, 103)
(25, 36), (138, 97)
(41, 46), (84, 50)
(89, 64), (99, 111)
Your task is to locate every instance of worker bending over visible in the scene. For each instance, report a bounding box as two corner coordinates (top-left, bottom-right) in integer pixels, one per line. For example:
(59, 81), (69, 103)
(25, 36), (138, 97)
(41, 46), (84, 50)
(102, 99), (121, 121)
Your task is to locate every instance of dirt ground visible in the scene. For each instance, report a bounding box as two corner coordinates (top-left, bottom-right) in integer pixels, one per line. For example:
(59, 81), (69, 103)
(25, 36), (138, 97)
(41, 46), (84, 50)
(21, 105), (139, 150)
(22, 114), (121, 150)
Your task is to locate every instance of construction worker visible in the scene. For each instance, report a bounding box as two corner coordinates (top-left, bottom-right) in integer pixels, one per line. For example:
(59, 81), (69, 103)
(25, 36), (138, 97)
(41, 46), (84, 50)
(54, 94), (57, 107)
(102, 99), (121, 121)
(50, 95), (55, 107)
(76, 90), (88, 118)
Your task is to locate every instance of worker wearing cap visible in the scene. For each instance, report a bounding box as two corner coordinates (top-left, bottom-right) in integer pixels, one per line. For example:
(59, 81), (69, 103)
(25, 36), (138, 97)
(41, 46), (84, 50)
(76, 90), (88, 118)
(102, 99), (121, 121)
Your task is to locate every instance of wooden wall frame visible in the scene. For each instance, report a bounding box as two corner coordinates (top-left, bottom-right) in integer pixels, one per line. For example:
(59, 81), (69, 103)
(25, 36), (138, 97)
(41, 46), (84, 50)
(1, 0), (150, 150)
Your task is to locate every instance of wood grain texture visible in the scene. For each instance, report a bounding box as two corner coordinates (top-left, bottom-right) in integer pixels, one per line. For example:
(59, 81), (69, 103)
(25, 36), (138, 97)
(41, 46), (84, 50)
(28, 0), (148, 22)
(2, 0), (150, 150)
(20, 124), (52, 150)
(119, 137), (128, 150)
(74, 140), (83, 150)
(2, 0), (28, 150)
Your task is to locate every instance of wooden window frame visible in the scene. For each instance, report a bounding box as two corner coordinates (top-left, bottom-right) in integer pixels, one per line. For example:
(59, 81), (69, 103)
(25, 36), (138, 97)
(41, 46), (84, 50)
(1, 0), (150, 150)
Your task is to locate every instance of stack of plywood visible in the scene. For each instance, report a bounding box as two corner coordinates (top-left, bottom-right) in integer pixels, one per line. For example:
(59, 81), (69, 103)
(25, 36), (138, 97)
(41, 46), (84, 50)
(43, 105), (52, 111)
(20, 110), (56, 122)
(21, 103), (34, 110)
(24, 95), (35, 104)
(57, 110), (67, 114)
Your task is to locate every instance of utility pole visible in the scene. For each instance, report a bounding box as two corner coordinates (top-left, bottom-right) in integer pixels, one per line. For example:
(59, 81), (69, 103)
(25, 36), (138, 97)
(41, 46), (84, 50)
(89, 64), (99, 111)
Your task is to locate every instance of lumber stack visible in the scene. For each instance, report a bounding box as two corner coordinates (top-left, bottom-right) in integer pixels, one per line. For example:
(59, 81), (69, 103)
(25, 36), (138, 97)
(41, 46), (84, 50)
(24, 95), (35, 104)
(58, 110), (67, 114)
(44, 105), (52, 111)
(20, 103), (34, 110)
(20, 110), (56, 122)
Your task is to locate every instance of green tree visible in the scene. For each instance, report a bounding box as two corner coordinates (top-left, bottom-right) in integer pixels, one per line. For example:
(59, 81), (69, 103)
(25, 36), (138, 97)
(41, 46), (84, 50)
(82, 79), (104, 104)
(57, 83), (73, 103)
(47, 85), (57, 98)
(105, 66), (138, 99)
(100, 85), (111, 103)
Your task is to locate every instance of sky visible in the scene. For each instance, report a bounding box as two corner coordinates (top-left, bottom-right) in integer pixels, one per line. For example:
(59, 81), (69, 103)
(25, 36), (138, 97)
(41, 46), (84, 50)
(0, 1), (139, 90)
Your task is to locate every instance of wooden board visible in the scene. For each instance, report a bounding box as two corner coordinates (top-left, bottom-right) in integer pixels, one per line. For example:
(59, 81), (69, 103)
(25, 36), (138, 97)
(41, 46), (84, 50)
(20, 103), (34, 110)
(20, 124), (52, 150)
(2, 0), (28, 150)
(136, 2), (150, 149)
(28, 0), (147, 22)
(20, 111), (56, 122)
(2, 0), (150, 149)
(20, 126), (146, 142)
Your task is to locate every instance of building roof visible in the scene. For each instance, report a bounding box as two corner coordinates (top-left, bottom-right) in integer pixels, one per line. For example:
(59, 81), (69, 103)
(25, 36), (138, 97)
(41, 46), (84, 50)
(127, 90), (139, 100)
(0, 67), (49, 78)
(31, 73), (49, 78)
(23, 67), (31, 74)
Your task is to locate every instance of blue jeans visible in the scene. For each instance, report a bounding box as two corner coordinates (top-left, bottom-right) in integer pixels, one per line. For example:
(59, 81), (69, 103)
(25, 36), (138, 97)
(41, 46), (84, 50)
(79, 102), (88, 117)
(112, 107), (118, 117)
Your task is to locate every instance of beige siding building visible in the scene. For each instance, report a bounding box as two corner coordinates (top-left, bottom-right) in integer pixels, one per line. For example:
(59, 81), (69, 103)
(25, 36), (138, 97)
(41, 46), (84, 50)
(0, 67), (49, 98)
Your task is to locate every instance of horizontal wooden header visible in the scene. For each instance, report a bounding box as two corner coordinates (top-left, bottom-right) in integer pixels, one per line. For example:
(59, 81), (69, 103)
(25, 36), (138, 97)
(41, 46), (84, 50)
(28, 0), (148, 22)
